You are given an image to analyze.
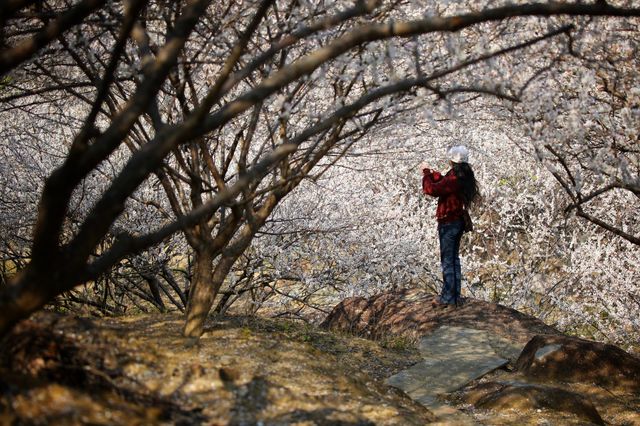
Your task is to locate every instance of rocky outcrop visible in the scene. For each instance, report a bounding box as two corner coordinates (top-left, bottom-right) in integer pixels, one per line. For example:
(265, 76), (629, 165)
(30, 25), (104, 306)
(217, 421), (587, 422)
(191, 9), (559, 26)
(324, 290), (640, 425)
(515, 334), (640, 392)
(321, 289), (560, 345)
(460, 381), (605, 425)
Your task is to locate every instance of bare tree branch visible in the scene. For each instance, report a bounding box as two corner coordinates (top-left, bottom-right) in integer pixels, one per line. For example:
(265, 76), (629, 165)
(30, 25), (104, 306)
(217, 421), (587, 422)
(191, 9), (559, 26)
(0, 0), (109, 75)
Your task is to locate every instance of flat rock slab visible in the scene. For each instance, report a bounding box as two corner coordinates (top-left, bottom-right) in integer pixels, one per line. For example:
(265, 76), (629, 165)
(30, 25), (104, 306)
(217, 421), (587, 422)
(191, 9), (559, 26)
(386, 326), (511, 424)
(386, 356), (508, 396)
(418, 325), (523, 362)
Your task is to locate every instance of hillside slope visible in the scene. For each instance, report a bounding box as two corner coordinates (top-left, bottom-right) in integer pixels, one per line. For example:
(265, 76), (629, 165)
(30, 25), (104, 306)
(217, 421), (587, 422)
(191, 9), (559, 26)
(0, 311), (434, 425)
(1, 292), (639, 425)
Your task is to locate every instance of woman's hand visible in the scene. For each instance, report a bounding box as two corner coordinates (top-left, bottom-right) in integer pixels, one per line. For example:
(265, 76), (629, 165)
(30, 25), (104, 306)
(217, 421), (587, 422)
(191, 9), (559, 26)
(420, 162), (432, 174)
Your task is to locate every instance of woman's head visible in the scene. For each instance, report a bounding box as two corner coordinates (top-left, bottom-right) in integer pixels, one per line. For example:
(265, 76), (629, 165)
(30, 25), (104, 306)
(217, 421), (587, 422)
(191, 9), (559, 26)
(447, 145), (469, 164)
(447, 145), (480, 206)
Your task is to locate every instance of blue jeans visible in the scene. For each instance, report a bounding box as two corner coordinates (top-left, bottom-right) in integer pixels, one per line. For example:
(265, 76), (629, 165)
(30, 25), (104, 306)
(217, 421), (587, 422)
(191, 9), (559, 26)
(438, 219), (464, 305)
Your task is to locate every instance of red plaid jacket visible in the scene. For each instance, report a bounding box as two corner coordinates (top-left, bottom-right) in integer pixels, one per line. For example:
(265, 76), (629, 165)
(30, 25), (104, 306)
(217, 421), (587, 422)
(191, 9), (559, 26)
(422, 169), (464, 223)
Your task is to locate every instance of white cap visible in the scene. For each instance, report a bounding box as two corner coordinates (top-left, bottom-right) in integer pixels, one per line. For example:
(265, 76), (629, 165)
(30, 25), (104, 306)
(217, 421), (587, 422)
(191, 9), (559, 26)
(447, 145), (469, 163)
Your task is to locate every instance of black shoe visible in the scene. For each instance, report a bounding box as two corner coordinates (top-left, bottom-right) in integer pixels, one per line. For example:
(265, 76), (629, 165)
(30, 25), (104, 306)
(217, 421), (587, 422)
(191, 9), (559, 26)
(431, 298), (453, 308)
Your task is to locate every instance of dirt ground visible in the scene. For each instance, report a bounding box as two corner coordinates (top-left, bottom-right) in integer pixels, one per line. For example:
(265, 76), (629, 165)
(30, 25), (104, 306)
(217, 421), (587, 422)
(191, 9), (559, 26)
(2, 299), (639, 425)
(0, 311), (434, 425)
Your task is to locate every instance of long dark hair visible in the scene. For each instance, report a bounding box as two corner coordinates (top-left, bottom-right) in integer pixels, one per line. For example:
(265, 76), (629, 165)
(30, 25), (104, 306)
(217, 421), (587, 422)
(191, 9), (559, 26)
(452, 162), (480, 207)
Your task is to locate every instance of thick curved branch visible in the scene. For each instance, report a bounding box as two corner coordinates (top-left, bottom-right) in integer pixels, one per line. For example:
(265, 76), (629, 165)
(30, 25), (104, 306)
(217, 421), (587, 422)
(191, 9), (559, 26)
(82, 76), (445, 279)
(0, 0), (109, 76)
(31, 0), (211, 267)
(38, 3), (640, 268)
(203, 4), (638, 136)
(218, 0), (381, 98)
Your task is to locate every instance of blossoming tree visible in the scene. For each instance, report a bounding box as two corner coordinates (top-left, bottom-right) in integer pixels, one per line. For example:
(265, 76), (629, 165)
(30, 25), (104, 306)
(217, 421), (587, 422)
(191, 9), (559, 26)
(0, 0), (639, 340)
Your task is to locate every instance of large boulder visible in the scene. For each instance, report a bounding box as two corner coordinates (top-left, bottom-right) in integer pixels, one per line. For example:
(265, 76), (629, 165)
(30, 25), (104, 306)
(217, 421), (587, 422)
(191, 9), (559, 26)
(322, 289), (560, 346)
(460, 381), (605, 425)
(515, 334), (640, 392)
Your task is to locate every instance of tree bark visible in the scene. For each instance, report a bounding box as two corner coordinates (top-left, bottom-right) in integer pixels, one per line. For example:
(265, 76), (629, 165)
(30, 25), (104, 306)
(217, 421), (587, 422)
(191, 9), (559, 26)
(183, 251), (240, 337)
(183, 248), (215, 337)
(0, 265), (65, 339)
(183, 194), (281, 338)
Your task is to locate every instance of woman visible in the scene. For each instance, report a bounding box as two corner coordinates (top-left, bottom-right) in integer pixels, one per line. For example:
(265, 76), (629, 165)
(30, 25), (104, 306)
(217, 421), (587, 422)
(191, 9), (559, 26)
(421, 145), (480, 307)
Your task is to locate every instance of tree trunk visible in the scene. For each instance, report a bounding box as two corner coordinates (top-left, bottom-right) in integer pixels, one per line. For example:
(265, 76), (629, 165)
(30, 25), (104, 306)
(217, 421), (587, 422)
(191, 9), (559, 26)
(183, 252), (238, 337)
(183, 194), (282, 338)
(183, 248), (215, 337)
(142, 273), (166, 312)
(0, 265), (64, 339)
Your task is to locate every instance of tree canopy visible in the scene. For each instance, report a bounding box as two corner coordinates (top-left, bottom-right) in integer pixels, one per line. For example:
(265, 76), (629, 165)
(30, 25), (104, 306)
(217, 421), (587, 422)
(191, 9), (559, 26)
(0, 0), (638, 341)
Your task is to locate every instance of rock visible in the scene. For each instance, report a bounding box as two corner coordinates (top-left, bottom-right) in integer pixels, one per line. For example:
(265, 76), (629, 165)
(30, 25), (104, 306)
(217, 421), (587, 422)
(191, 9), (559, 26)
(386, 326), (509, 425)
(515, 334), (640, 392)
(320, 292), (399, 338)
(219, 367), (241, 384)
(322, 289), (559, 347)
(460, 381), (605, 425)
